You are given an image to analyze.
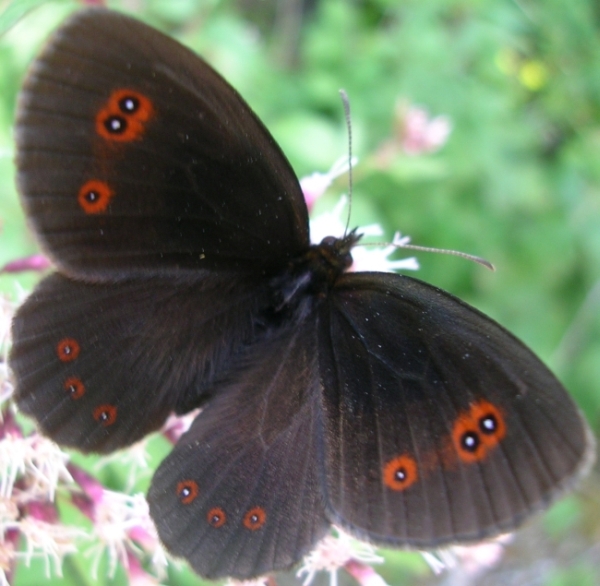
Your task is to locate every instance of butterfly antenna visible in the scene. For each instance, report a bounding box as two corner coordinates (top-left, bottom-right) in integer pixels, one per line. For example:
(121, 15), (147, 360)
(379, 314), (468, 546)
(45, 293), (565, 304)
(337, 91), (492, 272)
(363, 236), (495, 270)
(339, 89), (353, 237)
(398, 241), (495, 270)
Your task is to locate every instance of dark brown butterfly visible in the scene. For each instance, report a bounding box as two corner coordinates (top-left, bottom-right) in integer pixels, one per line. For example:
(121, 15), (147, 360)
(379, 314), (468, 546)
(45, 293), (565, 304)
(9, 7), (594, 580)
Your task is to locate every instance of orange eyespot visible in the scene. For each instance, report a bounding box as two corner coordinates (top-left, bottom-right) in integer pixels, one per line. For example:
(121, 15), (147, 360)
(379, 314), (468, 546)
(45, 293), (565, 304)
(64, 377), (85, 400)
(56, 338), (80, 362)
(92, 404), (117, 427)
(383, 454), (419, 491)
(452, 412), (484, 463)
(243, 506), (266, 530)
(176, 480), (199, 505)
(451, 399), (507, 463)
(471, 400), (506, 448)
(207, 507), (226, 528)
(95, 89), (154, 142)
(78, 180), (114, 214)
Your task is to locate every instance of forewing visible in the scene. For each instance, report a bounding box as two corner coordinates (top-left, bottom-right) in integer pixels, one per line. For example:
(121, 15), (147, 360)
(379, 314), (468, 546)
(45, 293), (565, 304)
(10, 271), (268, 452)
(148, 317), (329, 579)
(318, 272), (593, 547)
(16, 8), (309, 279)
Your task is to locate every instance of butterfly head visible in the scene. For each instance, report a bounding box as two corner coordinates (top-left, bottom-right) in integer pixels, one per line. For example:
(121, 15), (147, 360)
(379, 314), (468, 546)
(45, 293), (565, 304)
(269, 230), (362, 316)
(315, 229), (362, 274)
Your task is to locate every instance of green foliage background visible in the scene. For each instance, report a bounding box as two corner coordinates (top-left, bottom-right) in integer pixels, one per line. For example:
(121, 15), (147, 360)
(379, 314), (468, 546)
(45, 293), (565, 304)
(0, 0), (599, 584)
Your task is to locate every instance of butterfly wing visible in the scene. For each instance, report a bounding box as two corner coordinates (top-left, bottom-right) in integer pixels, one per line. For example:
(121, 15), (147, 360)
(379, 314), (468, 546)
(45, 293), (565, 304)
(10, 272), (269, 452)
(148, 317), (329, 579)
(12, 7), (311, 452)
(16, 8), (309, 279)
(318, 272), (593, 547)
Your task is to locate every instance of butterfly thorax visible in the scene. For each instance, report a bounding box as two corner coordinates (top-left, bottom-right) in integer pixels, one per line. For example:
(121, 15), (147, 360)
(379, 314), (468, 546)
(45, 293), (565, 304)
(269, 230), (362, 317)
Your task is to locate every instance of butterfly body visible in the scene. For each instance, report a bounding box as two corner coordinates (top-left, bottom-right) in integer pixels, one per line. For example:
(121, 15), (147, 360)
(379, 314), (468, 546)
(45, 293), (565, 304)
(9, 7), (594, 580)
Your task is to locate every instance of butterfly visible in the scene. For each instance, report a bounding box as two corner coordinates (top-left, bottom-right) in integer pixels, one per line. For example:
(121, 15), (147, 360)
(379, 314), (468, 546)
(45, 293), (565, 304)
(9, 7), (594, 580)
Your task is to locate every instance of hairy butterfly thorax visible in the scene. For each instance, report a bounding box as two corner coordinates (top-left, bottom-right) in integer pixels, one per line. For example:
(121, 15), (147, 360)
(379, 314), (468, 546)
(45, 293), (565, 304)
(269, 231), (362, 316)
(9, 6), (594, 582)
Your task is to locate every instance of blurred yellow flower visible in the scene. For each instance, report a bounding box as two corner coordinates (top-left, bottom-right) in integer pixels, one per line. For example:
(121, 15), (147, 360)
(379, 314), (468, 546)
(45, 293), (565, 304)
(519, 60), (549, 90)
